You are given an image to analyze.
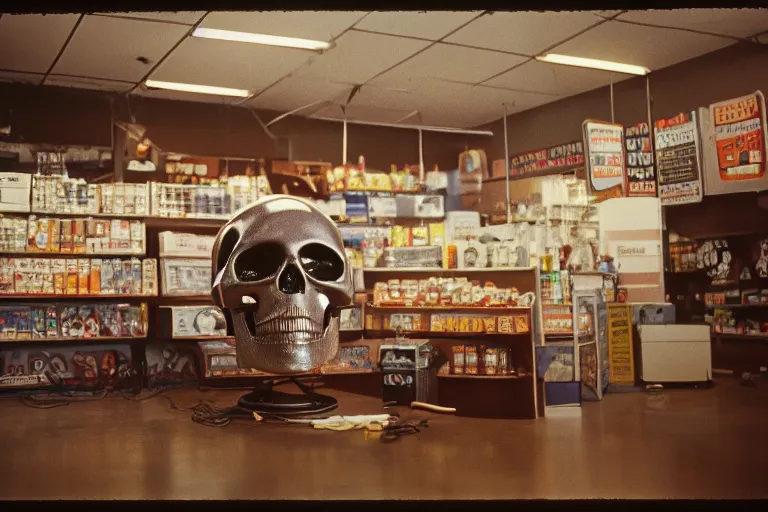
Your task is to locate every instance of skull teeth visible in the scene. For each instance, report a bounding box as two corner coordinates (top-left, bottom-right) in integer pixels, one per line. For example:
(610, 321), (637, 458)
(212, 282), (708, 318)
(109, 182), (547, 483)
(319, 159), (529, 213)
(252, 316), (323, 335)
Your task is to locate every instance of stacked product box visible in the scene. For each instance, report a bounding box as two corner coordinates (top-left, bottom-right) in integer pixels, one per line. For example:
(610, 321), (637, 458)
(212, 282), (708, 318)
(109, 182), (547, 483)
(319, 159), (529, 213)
(0, 257), (157, 296)
(0, 303), (148, 340)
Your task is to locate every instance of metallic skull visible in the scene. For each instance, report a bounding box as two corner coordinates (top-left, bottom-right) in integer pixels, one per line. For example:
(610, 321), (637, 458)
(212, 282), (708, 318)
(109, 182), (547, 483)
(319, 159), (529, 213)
(211, 195), (353, 374)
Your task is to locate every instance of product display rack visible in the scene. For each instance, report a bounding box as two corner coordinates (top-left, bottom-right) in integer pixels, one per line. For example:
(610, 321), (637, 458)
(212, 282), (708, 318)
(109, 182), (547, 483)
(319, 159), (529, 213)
(360, 266), (543, 419)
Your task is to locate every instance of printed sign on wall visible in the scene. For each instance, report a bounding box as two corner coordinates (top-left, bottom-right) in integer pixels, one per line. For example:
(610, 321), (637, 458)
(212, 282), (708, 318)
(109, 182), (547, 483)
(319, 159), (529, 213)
(583, 120), (626, 202)
(625, 122), (656, 197)
(704, 91), (768, 196)
(508, 141), (585, 177)
(654, 111), (704, 206)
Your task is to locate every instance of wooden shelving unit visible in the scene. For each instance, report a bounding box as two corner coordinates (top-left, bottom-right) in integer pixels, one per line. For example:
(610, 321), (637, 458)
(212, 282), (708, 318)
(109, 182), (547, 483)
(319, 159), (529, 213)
(359, 266), (543, 419)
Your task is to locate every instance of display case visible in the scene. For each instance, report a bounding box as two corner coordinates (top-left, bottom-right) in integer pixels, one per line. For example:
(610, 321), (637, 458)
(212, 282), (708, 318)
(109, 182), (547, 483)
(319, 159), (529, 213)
(361, 266), (543, 419)
(573, 290), (608, 401)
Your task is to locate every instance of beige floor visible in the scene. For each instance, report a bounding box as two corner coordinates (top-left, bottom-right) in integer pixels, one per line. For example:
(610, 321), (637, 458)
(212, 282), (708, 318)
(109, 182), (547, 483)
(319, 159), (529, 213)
(0, 377), (766, 500)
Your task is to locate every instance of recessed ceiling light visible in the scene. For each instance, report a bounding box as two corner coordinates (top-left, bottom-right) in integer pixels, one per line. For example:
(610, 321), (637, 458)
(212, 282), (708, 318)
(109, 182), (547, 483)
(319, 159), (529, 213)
(144, 79), (250, 98)
(536, 54), (649, 76)
(192, 27), (332, 51)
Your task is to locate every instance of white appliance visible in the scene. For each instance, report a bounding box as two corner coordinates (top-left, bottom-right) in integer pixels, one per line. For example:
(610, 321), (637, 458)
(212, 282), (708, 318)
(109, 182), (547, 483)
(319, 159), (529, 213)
(638, 324), (712, 383)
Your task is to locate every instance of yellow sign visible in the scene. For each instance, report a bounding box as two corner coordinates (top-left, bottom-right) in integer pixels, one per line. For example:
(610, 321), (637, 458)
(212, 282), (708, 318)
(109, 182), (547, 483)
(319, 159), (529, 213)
(607, 304), (635, 384)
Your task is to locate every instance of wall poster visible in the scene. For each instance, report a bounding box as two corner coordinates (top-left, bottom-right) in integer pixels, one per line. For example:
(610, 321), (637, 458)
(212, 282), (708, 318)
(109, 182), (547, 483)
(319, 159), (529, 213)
(625, 122), (656, 197)
(653, 111), (704, 205)
(582, 120), (626, 202)
(705, 91), (768, 195)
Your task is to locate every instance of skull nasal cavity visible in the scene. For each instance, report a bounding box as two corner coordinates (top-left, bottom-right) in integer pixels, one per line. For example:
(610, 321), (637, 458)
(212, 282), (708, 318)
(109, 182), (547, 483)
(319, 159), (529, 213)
(279, 264), (306, 294)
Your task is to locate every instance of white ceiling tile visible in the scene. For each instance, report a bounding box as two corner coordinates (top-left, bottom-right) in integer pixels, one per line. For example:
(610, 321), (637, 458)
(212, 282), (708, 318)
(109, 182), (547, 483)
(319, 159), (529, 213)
(551, 20), (734, 72)
(247, 76), (352, 114)
(313, 103), (416, 124)
(52, 15), (190, 82)
(0, 70), (44, 86)
(44, 75), (134, 92)
(295, 30), (431, 84)
(354, 11), (482, 40)
(385, 43), (528, 85)
(484, 59), (616, 96)
(0, 14), (80, 73)
(132, 87), (244, 105)
(617, 9), (768, 38)
(353, 78), (554, 128)
(201, 11), (367, 42)
(94, 12), (205, 25)
(151, 37), (311, 93)
(444, 11), (605, 56)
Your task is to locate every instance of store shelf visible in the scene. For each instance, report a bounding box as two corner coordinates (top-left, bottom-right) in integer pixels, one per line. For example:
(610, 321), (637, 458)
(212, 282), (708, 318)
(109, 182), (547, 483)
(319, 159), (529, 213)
(365, 330), (530, 340)
(1, 251), (145, 257)
(28, 211), (147, 219)
(368, 305), (531, 313)
(363, 266), (536, 274)
(544, 331), (574, 337)
(144, 217), (226, 230)
(154, 296), (214, 305)
(0, 293), (154, 300)
(156, 335), (232, 341)
(0, 336), (147, 344)
(706, 304), (768, 309)
(711, 332), (768, 341)
(438, 373), (531, 380)
(330, 189), (425, 196)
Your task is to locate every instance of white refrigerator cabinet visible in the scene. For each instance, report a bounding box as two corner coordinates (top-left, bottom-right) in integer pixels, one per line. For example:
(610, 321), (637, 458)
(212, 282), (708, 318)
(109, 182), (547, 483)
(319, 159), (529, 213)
(638, 324), (712, 383)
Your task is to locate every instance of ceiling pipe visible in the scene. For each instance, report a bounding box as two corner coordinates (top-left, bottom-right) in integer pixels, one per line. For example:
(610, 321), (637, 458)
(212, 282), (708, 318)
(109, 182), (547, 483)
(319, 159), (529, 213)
(309, 115), (494, 136)
(265, 99), (332, 127)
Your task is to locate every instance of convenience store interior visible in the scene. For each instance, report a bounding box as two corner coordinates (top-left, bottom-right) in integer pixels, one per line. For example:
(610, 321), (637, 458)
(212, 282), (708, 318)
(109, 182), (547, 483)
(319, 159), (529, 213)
(1, 9), (768, 501)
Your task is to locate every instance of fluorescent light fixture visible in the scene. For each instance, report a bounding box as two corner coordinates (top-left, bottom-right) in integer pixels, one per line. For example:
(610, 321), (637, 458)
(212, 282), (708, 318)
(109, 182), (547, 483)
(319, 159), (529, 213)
(192, 27), (332, 51)
(144, 80), (250, 98)
(536, 54), (649, 76)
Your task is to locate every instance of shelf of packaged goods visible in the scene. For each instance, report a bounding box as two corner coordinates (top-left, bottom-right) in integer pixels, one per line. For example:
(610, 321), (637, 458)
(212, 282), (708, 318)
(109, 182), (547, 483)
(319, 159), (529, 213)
(0, 294), (155, 300)
(330, 189), (426, 196)
(368, 305), (531, 313)
(156, 335), (231, 341)
(711, 332), (768, 341)
(363, 266), (537, 274)
(26, 212), (148, 219)
(438, 373), (531, 380)
(0, 251), (146, 258)
(365, 330), (530, 340)
(706, 303), (768, 309)
(0, 336), (147, 345)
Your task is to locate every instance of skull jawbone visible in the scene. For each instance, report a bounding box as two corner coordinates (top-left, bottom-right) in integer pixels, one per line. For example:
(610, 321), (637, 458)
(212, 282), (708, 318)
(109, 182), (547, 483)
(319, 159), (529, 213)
(233, 316), (340, 375)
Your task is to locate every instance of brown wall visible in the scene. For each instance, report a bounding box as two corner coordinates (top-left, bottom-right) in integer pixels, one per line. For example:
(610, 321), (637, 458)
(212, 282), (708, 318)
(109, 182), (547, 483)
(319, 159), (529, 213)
(0, 82), (483, 174)
(475, 41), (768, 162)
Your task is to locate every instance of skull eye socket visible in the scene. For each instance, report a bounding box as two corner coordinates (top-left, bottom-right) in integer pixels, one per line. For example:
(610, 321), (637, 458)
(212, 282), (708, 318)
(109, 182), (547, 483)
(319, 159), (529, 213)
(299, 243), (344, 282)
(235, 242), (285, 282)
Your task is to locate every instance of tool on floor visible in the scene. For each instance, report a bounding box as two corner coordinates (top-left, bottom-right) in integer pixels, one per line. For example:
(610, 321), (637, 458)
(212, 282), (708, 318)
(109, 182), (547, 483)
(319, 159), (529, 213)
(282, 414), (394, 431)
(410, 401), (456, 414)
